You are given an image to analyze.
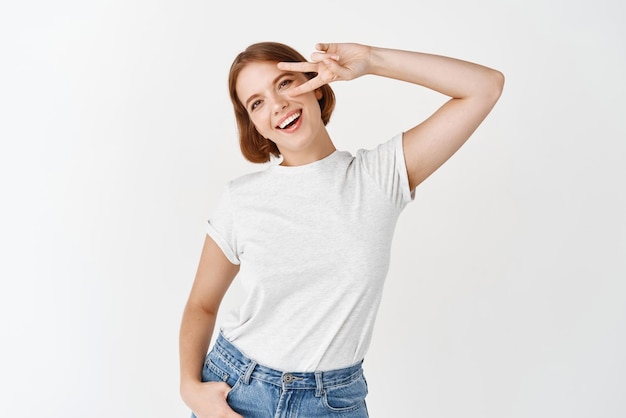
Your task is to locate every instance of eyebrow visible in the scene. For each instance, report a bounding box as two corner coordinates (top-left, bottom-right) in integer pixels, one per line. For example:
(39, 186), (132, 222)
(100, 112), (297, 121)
(243, 72), (296, 109)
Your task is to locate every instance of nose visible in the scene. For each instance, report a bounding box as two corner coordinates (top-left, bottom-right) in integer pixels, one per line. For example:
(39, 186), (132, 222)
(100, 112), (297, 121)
(273, 95), (288, 115)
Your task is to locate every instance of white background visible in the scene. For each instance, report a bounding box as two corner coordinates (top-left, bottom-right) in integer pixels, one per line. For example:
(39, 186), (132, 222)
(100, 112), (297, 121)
(1, 0), (624, 417)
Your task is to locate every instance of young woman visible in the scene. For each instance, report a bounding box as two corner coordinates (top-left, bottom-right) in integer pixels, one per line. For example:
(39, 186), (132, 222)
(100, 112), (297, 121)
(179, 41), (504, 418)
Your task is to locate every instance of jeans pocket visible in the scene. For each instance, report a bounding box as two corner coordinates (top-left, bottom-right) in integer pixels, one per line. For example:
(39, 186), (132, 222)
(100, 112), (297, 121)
(201, 350), (241, 390)
(322, 373), (368, 413)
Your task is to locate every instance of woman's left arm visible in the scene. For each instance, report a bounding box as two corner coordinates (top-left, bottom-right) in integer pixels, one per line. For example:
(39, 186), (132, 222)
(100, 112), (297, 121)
(368, 47), (504, 189)
(280, 43), (504, 189)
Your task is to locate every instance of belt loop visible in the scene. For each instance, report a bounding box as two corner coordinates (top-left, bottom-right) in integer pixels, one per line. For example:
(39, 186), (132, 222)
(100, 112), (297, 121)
(314, 371), (324, 397)
(242, 360), (257, 385)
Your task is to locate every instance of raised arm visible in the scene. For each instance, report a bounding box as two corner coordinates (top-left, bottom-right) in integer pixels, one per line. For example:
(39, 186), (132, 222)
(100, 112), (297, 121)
(370, 47), (504, 189)
(279, 43), (504, 189)
(179, 235), (242, 418)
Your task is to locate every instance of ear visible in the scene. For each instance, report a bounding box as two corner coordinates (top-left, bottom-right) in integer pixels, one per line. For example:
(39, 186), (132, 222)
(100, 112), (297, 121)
(315, 88), (323, 100)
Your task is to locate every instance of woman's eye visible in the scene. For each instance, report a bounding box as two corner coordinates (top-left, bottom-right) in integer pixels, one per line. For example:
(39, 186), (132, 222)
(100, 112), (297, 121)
(251, 100), (262, 110)
(279, 79), (292, 89)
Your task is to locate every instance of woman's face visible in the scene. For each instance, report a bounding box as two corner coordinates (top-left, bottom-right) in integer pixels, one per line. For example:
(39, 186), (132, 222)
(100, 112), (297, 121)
(235, 61), (325, 162)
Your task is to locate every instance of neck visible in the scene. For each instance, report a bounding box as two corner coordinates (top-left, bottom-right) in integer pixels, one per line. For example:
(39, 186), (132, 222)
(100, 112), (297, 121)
(279, 131), (336, 167)
(279, 143), (337, 166)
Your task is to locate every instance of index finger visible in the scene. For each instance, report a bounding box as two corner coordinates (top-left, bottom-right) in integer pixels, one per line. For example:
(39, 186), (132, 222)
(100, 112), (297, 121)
(276, 61), (318, 73)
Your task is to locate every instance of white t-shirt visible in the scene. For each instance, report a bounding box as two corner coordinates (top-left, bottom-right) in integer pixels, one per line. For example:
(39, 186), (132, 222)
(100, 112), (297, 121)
(206, 133), (414, 372)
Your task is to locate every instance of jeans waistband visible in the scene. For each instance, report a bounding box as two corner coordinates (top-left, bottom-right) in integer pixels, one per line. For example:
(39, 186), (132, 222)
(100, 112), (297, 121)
(213, 333), (364, 394)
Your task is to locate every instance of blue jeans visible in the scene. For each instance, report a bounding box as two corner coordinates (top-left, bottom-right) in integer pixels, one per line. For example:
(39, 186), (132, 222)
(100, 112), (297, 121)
(192, 333), (369, 417)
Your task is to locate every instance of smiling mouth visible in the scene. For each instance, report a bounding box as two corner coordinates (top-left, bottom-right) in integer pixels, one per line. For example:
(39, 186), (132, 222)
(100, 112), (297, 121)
(278, 112), (301, 129)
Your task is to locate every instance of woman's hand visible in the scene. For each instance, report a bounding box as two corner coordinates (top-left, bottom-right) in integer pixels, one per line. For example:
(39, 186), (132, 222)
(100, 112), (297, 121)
(277, 43), (372, 96)
(182, 381), (243, 418)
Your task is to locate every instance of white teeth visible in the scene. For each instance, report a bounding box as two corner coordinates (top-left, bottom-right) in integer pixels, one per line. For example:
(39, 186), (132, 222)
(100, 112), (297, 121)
(279, 112), (300, 129)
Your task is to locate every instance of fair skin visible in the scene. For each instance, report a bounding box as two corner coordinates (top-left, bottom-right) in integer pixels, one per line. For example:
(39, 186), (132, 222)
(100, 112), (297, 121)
(179, 42), (504, 418)
(236, 61), (335, 167)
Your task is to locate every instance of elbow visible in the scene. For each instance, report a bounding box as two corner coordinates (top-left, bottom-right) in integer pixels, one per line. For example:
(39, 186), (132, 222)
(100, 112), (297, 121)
(488, 69), (505, 101)
(466, 68), (505, 104)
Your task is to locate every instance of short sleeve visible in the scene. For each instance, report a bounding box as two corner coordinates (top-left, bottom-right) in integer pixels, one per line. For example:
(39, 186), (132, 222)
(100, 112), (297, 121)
(356, 133), (415, 208)
(206, 184), (240, 265)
